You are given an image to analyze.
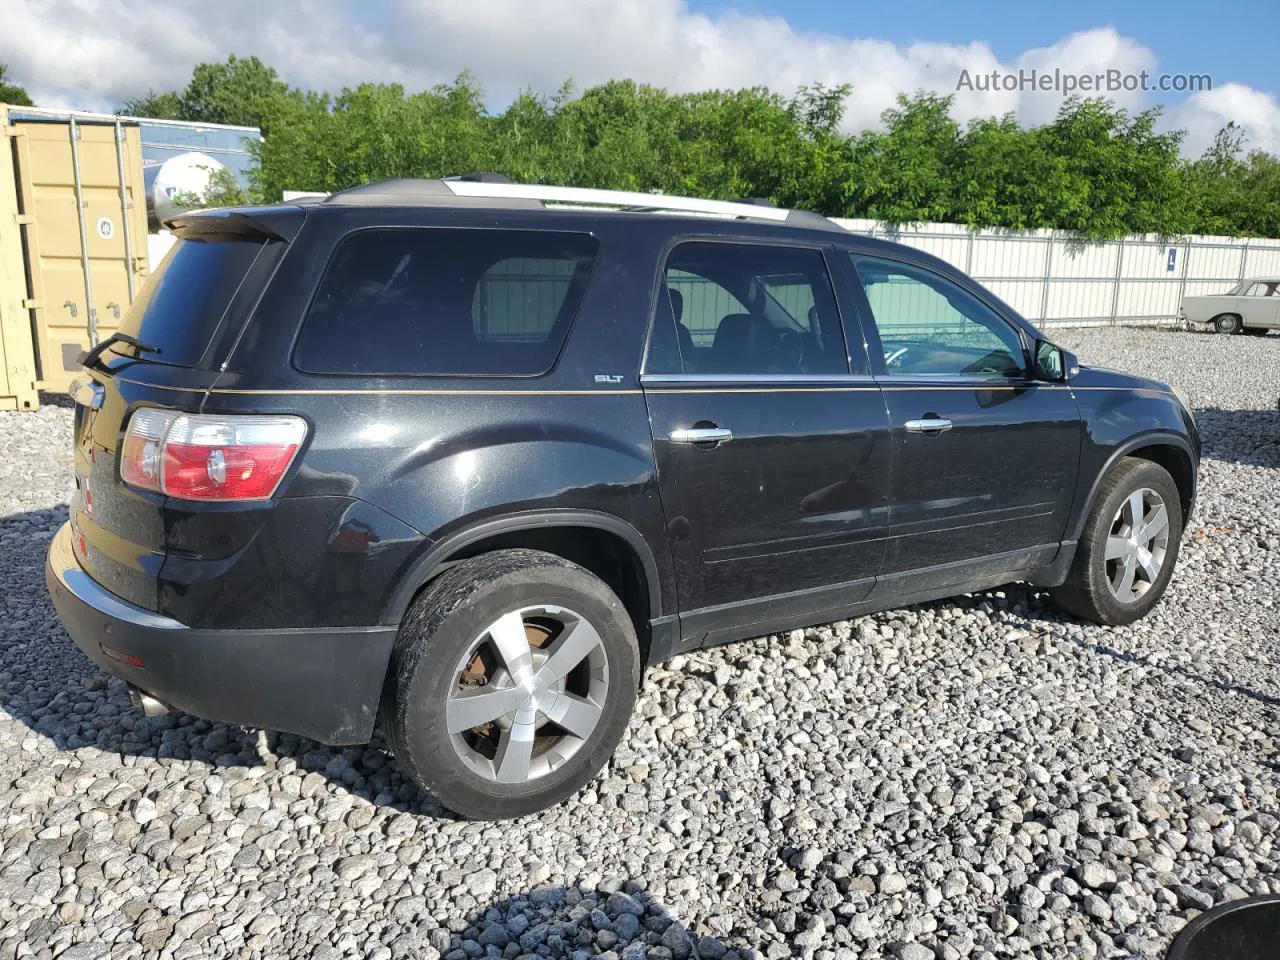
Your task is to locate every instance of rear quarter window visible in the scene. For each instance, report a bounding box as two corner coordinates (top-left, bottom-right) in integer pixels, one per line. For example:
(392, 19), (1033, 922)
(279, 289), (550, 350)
(293, 228), (598, 376)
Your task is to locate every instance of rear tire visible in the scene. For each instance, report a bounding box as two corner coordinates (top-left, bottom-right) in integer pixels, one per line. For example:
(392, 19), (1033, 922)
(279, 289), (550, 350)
(1213, 313), (1243, 334)
(1050, 458), (1183, 626)
(383, 549), (640, 819)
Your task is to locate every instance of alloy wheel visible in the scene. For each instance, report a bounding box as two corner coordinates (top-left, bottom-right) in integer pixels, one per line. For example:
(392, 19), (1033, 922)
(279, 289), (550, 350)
(1104, 487), (1171, 604)
(445, 605), (610, 784)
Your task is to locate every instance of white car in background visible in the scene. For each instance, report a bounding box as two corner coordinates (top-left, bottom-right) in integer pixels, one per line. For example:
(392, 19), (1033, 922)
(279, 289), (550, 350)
(1181, 278), (1280, 335)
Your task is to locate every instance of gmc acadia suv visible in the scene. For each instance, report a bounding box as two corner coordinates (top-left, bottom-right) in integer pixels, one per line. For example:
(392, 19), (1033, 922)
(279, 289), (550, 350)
(46, 177), (1200, 819)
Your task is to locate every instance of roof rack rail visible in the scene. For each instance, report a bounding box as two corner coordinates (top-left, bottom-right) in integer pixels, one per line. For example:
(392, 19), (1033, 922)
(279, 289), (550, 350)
(322, 177), (842, 229)
(441, 179), (841, 228)
(326, 179), (452, 201)
(443, 172), (513, 183)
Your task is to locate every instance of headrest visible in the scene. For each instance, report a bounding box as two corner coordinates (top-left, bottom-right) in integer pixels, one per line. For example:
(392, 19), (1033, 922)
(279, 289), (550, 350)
(668, 289), (684, 324)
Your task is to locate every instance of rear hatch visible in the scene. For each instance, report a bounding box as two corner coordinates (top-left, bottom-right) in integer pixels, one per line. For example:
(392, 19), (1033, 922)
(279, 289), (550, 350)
(69, 207), (302, 610)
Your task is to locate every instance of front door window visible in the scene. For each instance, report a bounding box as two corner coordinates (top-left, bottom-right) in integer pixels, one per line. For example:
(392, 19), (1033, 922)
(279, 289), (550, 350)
(850, 256), (1026, 379)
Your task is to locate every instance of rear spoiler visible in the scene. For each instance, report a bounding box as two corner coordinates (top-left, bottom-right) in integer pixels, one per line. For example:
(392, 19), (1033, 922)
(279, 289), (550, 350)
(165, 206), (305, 243)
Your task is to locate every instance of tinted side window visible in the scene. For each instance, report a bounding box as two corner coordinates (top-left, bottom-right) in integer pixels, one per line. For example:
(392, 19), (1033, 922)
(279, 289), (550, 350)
(295, 229), (597, 376)
(850, 256), (1026, 378)
(665, 268), (748, 348)
(119, 237), (266, 367)
(646, 242), (848, 376)
(473, 257), (579, 342)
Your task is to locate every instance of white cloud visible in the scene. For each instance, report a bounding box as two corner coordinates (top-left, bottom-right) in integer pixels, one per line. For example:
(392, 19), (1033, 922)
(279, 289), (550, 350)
(1012, 28), (1157, 126)
(1, 0), (401, 109)
(1167, 83), (1280, 158)
(0, 0), (1273, 157)
(2, 0), (220, 107)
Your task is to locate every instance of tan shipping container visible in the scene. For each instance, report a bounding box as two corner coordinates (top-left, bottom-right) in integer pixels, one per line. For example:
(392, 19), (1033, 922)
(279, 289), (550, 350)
(1, 105), (149, 409)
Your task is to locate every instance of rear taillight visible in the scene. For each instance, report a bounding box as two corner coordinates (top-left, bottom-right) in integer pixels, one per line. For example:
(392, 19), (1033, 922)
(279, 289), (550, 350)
(119, 408), (172, 491)
(120, 409), (307, 501)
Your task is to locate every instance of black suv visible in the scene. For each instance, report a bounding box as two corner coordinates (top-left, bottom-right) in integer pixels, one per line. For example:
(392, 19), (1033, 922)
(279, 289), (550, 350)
(47, 177), (1200, 819)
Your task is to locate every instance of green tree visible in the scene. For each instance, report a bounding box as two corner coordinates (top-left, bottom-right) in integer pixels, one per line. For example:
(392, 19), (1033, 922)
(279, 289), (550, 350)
(203, 166), (249, 207)
(673, 87), (811, 203)
(119, 55), (298, 136)
(111, 53), (1280, 241)
(248, 73), (495, 201)
(851, 93), (963, 224)
(177, 55), (296, 135)
(1026, 98), (1191, 239)
(118, 89), (182, 118)
(1184, 123), (1280, 236)
(951, 113), (1054, 230)
(166, 164), (249, 213)
(0, 64), (34, 106)
(487, 86), (576, 185)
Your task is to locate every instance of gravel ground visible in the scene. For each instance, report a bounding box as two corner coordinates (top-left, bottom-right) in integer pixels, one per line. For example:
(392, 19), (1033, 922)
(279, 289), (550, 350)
(1, 327), (1278, 960)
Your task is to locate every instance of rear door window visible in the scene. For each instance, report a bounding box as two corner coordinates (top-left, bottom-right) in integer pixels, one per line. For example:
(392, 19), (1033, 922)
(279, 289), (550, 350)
(294, 229), (598, 376)
(117, 237), (266, 367)
(645, 242), (849, 376)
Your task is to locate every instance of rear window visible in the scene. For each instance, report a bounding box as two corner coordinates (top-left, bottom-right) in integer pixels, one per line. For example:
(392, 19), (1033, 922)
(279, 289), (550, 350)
(118, 237), (265, 367)
(294, 229), (598, 376)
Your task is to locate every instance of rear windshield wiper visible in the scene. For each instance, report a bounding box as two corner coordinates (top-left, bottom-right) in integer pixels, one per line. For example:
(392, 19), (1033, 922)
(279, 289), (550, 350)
(77, 332), (161, 370)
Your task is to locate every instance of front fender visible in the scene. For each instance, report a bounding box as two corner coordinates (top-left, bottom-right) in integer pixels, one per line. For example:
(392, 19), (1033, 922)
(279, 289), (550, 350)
(1066, 373), (1199, 540)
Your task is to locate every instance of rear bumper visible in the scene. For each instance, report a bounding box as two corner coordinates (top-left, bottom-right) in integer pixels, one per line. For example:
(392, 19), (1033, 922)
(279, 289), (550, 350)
(46, 523), (397, 745)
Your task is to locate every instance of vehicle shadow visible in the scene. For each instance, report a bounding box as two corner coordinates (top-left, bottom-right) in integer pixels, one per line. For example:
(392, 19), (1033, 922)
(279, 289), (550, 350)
(970, 583), (1280, 713)
(437, 882), (753, 959)
(0, 503), (452, 818)
(1193, 407), (1280, 469)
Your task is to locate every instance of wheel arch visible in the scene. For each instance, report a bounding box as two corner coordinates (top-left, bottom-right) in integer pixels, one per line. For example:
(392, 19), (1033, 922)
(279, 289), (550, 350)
(1068, 433), (1198, 541)
(383, 510), (665, 661)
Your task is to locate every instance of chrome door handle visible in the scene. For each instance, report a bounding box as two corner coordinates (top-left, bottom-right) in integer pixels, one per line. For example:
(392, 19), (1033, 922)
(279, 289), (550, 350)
(904, 418), (953, 434)
(669, 426), (733, 444)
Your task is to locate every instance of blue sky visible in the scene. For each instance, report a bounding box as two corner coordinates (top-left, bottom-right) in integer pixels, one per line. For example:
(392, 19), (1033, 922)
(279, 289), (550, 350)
(5, 0), (1280, 157)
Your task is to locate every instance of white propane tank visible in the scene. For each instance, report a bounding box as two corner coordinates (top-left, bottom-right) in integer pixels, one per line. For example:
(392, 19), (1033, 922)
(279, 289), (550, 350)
(151, 152), (227, 224)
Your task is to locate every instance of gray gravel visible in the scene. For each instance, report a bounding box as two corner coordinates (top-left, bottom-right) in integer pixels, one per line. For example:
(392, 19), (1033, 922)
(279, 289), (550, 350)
(1, 327), (1278, 960)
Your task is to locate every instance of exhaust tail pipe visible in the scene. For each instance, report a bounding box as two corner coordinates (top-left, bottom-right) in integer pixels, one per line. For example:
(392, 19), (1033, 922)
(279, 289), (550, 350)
(127, 685), (171, 717)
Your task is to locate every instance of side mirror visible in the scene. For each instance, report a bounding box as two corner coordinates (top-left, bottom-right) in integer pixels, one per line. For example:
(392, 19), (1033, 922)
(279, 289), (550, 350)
(1034, 339), (1079, 382)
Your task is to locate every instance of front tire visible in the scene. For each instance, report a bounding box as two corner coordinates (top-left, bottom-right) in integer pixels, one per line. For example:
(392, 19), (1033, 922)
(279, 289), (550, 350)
(383, 549), (640, 819)
(1050, 458), (1183, 626)
(1213, 313), (1243, 334)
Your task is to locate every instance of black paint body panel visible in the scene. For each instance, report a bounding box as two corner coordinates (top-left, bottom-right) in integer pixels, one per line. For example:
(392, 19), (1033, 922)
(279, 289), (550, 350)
(645, 381), (891, 613)
(48, 199), (1200, 744)
(47, 524), (394, 744)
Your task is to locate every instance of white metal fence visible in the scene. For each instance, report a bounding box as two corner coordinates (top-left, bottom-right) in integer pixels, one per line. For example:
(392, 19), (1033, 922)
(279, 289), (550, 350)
(832, 218), (1280, 328)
